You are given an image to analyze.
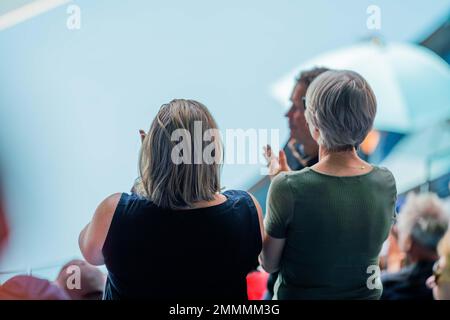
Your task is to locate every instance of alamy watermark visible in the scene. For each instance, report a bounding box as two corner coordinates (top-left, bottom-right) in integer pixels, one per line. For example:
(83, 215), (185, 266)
(164, 121), (280, 175)
(66, 4), (81, 30)
(366, 265), (382, 290)
(366, 5), (381, 30)
(65, 264), (81, 290)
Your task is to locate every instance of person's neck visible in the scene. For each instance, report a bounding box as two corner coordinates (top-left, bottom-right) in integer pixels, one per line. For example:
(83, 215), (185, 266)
(316, 146), (371, 173)
(319, 146), (359, 162)
(181, 193), (226, 210)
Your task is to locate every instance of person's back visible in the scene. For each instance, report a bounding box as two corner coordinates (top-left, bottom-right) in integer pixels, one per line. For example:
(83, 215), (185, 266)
(103, 190), (261, 299)
(79, 99), (264, 300)
(267, 166), (396, 299)
(260, 70), (397, 299)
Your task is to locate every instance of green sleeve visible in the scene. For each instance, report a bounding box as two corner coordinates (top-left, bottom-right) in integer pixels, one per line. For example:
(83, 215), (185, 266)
(388, 170), (398, 224)
(264, 172), (294, 239)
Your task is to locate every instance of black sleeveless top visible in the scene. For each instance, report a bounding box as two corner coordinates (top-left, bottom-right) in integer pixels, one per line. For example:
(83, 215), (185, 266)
(102, 190), (262, 300)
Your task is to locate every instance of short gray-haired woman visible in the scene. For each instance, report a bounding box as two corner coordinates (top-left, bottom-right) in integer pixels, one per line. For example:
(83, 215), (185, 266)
(260, 70), (397, 299)
(79, 99), (264, 299)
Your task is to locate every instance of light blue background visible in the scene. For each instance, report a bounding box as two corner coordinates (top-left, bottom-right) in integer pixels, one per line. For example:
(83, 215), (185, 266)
(0, 0), (449, 278)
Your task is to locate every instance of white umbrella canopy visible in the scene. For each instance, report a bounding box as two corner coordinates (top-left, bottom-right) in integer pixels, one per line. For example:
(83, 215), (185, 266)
(379, 121), (450, 194)
(270, 40), (450, 133)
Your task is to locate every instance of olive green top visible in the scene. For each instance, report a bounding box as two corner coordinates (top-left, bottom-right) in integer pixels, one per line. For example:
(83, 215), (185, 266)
(265, 166), (397, 300)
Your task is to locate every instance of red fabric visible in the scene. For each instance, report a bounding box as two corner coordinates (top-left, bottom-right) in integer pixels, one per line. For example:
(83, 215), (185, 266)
(0, 275), (70, 300)
(0, 197), (9, 255)
(246, 270), (269, 300)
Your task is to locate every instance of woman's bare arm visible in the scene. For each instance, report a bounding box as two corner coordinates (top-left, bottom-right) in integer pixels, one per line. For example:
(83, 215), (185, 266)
(79, 193), (121, 266)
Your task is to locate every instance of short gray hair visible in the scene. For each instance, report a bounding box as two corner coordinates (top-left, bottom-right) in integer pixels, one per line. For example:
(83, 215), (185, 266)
(138, 99), (222, 209)
(397, 193), (449, 252)
(304, 70), (377, 151)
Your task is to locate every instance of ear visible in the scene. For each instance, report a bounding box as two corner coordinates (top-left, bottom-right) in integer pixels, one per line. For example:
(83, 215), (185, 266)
(306, 121), (320, 142)
(313, 127), (321, 141)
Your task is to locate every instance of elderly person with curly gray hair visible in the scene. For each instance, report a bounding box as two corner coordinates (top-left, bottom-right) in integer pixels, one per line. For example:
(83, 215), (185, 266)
(260, 70), (397, 299)
(382, 193), (448, 300)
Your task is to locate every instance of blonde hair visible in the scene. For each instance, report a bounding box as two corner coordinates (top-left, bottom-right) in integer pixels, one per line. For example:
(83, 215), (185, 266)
(305, 70), (377, 151)
(138, 99), (222, 209)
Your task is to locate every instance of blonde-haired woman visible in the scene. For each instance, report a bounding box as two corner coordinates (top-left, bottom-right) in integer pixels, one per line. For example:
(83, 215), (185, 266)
(79, 99), (264, 299)
(261, 70), (397, 299)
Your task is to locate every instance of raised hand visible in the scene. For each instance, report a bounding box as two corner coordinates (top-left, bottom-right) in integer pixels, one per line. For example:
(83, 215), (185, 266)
(263, 145), (291, 180)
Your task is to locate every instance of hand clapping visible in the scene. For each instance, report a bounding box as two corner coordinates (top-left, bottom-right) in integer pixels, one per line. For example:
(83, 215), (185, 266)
(263, 145), (291, 180)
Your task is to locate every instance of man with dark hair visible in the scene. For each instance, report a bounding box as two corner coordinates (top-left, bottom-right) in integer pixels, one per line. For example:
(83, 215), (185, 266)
(283, 67), (330, 170)
(262, 67), (330, 299)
